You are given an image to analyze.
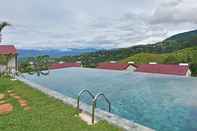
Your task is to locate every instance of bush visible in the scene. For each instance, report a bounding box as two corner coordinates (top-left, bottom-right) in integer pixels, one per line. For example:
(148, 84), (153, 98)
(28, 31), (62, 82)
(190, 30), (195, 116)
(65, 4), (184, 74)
(190, 64), (197, 76)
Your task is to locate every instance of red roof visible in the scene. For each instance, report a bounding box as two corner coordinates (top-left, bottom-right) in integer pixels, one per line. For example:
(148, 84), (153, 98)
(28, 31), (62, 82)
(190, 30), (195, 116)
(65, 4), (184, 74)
(96, 63), (130, 70)
(50, 62), (81, 70)
(135, 64), (189, 76)
(0, 45), (17, 55)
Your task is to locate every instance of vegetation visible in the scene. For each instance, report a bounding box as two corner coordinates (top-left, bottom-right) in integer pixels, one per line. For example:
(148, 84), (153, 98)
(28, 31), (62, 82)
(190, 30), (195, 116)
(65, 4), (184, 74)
(0, 77), (120, 131)
(120, 47), (197, 64)
(19, 55), (50, 74)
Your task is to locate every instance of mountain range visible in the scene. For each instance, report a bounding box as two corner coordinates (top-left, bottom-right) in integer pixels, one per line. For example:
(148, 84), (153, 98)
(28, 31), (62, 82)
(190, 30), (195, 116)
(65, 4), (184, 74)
(18, 48), (100, 58)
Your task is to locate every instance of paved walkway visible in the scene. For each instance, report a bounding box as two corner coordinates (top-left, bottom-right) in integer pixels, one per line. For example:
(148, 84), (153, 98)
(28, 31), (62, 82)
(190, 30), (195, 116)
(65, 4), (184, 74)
(0, 90), (32, 115)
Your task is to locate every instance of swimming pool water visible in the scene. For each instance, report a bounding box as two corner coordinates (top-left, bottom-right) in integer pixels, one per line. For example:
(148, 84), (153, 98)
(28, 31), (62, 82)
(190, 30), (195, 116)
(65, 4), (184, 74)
(23, 68), (197, 131)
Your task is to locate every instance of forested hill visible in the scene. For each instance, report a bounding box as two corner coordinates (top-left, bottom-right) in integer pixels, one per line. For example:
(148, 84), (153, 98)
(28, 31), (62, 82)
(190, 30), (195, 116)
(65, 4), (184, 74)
(98, 29), (197, 59)
(165, 30), (197, 42)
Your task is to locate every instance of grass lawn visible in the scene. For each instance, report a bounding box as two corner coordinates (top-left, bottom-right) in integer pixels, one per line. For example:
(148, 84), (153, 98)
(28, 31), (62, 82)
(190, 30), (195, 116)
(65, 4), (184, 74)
(0, 77), (121, 131)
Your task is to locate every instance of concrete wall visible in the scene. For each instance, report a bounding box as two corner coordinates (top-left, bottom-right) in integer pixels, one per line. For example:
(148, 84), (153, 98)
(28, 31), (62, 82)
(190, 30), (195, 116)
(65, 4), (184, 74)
(0, 55), (17, 73)
(7, 55), (17, 71)
(0, 64), (6, 74)
(186, 69), (191, 77)
(126, 65), (136, 71)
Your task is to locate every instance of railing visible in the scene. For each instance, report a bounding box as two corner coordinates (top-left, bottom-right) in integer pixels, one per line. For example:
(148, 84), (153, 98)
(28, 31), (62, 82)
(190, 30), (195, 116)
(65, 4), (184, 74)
(77, 89), (95, 111)
(77, 89), (111, 124)
(92, 93), (111, 124)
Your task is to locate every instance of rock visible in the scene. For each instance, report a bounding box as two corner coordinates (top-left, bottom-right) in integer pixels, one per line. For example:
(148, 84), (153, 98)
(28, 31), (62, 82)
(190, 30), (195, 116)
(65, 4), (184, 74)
(0, 101), (6, 104)
(18, 100), (28, 108)
(9, 93), (16, 97)
(13, 96), (21, 100)
(0, 103), (13, 115)
(0, 94), (5, 100)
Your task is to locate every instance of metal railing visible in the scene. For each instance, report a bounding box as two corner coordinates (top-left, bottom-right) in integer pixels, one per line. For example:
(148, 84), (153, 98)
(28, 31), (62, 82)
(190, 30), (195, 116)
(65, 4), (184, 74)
(77, 89), (95, 111)
(77, 89), (111, 124)
(92, 93), (111, 124)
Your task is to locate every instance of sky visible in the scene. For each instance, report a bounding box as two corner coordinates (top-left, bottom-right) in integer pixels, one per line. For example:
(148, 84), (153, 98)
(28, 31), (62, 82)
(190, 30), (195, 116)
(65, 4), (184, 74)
(0, 0), (197, 50)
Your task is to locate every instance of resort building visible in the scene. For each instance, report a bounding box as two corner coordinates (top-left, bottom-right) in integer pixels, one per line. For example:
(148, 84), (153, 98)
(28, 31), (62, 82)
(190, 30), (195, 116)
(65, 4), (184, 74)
(96, 62), (137, 71)
(135, 63), (191, 77)
(50, 62), (81, 70)
(0, 45), (17, 73)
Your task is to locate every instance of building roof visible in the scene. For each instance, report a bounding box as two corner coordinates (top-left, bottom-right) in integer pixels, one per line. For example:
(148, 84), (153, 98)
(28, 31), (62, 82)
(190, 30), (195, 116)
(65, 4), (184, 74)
(50, 62), (81, 70)
(96, 63), (130, 70)
(0, 45), (17, 55)
(135, 64), (189, 76)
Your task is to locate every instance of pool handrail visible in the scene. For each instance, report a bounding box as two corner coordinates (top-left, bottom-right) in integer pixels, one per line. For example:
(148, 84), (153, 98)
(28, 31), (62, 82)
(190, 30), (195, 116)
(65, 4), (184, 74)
(92, 93), (111, 124)
(77, 89), (95, 111)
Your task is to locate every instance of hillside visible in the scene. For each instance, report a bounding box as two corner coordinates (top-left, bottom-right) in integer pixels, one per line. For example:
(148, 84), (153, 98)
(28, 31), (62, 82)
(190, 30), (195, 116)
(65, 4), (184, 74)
(120, 47), (197, 64)
(120, 47), (197, 75)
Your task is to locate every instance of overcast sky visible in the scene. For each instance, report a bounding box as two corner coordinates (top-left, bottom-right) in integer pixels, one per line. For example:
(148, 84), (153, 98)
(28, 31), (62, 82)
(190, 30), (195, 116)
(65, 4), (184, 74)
(1, 0), (197, 49)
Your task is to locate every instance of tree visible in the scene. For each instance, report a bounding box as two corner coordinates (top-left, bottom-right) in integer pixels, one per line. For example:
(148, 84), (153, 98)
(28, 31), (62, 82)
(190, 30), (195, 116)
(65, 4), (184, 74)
(164, 55), (179, 64)
(0, 22), (11, 43)
(21, 55), (50, 76)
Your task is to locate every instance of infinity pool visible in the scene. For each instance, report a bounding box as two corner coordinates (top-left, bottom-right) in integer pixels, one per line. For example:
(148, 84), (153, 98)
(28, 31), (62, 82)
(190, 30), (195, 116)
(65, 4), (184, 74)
(23, 67), (197, 131)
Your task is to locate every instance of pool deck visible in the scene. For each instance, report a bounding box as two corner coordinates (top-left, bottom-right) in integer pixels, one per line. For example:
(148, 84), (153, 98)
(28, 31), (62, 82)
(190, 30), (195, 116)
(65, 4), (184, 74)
(16, 76), (155, 131)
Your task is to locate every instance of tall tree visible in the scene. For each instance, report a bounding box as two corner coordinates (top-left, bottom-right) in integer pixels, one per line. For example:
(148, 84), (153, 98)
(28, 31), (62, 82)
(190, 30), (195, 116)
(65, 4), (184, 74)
(0, 22), (11, 43)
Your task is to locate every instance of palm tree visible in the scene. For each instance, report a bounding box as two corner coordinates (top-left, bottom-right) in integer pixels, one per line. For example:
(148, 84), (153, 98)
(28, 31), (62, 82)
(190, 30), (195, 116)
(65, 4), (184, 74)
(0, 22), (11, 43)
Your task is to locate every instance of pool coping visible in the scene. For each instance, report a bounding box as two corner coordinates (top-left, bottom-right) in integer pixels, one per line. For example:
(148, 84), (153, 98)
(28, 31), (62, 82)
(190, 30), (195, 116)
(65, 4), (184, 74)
(16, 76), (155, 131)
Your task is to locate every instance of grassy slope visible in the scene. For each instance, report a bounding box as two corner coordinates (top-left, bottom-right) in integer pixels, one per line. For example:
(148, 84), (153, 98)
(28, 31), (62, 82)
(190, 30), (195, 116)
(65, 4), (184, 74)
(120, 47), (197, 64)
(0, 77), (120, 131)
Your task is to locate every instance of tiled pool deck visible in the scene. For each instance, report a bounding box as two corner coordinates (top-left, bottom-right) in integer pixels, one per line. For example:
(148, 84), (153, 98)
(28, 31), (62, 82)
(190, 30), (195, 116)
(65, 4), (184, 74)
(16, 77), (155, 131)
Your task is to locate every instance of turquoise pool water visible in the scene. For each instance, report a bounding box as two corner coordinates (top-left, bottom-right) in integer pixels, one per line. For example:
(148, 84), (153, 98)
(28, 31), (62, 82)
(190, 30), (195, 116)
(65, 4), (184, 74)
(23, 67), (197, 131)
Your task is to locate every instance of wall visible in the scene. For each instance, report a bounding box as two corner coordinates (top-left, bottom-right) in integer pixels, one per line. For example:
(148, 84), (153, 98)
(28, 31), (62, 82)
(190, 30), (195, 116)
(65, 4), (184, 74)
(126, 65), (136, 71)
(7, 55), (16, 69)
(0, 64), (6, 74)
(186, 69), (192, 77)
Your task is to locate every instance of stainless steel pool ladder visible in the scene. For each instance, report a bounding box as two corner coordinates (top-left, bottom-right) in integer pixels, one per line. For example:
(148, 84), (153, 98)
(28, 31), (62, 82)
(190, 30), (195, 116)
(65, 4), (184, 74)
(77, 89), (95, 111)
(77, 89), (111, 124)
(92, 93), (111, 124)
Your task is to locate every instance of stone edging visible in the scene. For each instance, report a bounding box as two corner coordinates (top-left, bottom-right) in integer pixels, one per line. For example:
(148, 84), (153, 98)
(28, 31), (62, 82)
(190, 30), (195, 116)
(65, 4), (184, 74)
(16, 76), (155, 131)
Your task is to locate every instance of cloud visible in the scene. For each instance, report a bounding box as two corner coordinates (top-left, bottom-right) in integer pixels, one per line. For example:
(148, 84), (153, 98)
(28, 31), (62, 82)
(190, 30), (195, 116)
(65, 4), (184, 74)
(151, 0), (197, 24)
(0, 0), (197, 49)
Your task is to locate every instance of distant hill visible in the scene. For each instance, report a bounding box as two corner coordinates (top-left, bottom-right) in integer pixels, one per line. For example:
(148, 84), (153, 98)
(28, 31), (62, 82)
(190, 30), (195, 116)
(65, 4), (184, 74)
(18, 48), (99, 58)
(165, 30), (197, 42)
